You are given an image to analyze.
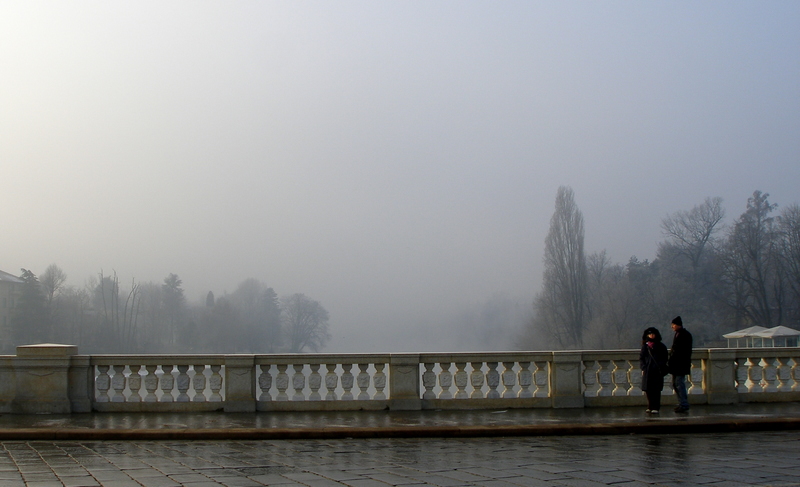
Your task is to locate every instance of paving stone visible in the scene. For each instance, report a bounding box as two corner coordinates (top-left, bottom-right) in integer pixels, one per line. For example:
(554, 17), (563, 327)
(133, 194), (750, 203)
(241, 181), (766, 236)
(60, 476), (102, 487)
(0, 431), (799, 487)
(169, 472), (218, 483)
(341, 479), (395, 487)
(247, 473), (302, 484)
(134, 477), (182, 487)
(90, 481), (142, 487)
(174, 483), (226, 487)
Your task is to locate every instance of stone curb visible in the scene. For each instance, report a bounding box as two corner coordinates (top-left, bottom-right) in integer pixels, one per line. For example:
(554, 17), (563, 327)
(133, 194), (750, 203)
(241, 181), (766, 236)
(1, 418), (799, 440)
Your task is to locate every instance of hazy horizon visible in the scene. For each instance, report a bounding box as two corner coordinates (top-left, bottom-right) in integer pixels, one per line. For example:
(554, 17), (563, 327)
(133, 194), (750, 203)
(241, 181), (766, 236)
(3, 2), (799, 352)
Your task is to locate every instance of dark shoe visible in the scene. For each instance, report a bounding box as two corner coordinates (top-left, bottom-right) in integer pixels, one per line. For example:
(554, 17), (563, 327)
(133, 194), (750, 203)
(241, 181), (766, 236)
(674, 406), (689, 413)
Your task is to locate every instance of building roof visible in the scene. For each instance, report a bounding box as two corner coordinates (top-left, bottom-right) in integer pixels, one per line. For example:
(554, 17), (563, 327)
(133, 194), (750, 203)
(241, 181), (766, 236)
(0, 269), (24, 284)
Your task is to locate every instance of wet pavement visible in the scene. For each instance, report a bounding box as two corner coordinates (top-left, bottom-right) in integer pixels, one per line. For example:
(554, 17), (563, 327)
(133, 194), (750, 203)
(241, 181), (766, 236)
(0, 404), (799, 486)
(1, 403), (800, 440)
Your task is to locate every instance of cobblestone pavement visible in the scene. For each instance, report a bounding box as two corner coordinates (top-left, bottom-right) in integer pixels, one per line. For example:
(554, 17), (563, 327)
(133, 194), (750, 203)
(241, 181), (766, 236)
(2, 431), (799, 487)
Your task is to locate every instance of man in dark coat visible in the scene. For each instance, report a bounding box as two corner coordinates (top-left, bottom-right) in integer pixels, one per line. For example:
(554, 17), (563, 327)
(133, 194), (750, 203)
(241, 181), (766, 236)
(668, 316), (692, 413)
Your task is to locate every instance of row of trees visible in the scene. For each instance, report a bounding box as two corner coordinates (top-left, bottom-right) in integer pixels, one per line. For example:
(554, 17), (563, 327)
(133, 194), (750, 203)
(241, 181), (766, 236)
(523, 188), (800, 350)
(5, 269), (330, 354)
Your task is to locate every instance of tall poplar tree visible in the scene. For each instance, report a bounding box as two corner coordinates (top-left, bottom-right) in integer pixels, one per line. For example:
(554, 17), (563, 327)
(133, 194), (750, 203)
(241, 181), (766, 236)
(537, 186), (587, 348)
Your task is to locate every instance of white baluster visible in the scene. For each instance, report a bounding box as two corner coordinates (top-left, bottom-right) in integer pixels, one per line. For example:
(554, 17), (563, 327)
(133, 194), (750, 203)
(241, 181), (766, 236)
(127, 365), (143, 402)
(502, 362), (516, 398)
(209, 365), (223, 402)
(533, 362), (549, 397)
(357, 364), (371, 400)
(96, 365), (110, 402)
(309, 364), (322, 401)
(485, 362), (500, 399)
(776, 358), (791, 392)
(583, 360), (598, 397)
(160, 365), (175, 402)
(373, 363), (387, 401)
(762, 357), (778, 393)
(341, 364), (354, 400)
(470, 362), (484, 399)
(111, 365), (127, 402)
(292, 364), (306, 401)
(192, 365), (208, 402)
(143, 365), (158, 402)
(176, 365), (191, 402)
(324, 364), (338, 401)
(422, 363), (437, 400)
(454, 362), (468, 399)
(735, 358), (749, 393)
(518, 362), (533, 398)
(612, 360), (630, 396)
(748, 358), (763, 393)
(438, 363), (453, 399)
(275, 364), (290, 401)
(597, 360), (612, 396)
(258, 365), (272, 401)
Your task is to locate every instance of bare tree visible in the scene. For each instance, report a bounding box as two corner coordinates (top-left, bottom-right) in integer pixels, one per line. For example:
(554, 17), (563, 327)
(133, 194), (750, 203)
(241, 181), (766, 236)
(778, 204), (800, 323)
(94, 271), (142, 352)
(537, 186), (587, 348)
(721, 191), (781, 327)
(40, 264), (67, 305)
(660, 197), (725, 271)
(281, 293), (331, 353)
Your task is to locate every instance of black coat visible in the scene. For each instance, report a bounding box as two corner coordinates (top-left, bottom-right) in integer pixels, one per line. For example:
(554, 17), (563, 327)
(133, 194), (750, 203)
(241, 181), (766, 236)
(668, 328), (693, 376)
(640, 341), (668, 392)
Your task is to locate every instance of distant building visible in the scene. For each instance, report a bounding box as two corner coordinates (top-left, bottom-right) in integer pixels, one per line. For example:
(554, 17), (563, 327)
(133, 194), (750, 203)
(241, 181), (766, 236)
(0, 269), (24, 348)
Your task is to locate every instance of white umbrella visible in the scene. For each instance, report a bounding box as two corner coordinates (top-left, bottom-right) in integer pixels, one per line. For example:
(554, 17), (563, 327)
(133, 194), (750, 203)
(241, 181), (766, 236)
(751, 326), (800, 347)
(723, 326), (768, 339)
(723, 326), (768, 348)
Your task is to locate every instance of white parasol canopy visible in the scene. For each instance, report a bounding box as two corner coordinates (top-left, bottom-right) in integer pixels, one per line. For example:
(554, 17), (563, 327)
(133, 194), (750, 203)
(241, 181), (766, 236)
(751, 326), (800, 338)
(723, 326), (768, 339)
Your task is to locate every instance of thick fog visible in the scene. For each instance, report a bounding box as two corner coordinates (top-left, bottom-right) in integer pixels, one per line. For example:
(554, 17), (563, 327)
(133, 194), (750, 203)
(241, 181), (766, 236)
(3, 2), (799, 353)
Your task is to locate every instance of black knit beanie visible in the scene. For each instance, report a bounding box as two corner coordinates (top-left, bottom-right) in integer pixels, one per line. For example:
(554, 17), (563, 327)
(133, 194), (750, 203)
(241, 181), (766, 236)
(671, 316), (682, 327)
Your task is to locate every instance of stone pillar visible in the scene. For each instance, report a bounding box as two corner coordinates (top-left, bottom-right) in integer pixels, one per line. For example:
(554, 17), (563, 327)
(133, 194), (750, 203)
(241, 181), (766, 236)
(224, 355), (256, 412)
(389, 354), (421, 410)
(705, 348), (738, 405)
(551, 351), (584, 408)
(68, 355), (94, 413)
(13, 344), (77, 414)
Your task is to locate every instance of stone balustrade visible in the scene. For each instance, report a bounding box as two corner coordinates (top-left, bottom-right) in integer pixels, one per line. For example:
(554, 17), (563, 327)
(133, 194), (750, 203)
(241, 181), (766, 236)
(0, 344), (798, 414)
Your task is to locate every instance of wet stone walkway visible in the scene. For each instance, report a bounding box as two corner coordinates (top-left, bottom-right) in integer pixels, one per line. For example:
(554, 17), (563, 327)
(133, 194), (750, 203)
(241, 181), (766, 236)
(1, 431), (800, 487)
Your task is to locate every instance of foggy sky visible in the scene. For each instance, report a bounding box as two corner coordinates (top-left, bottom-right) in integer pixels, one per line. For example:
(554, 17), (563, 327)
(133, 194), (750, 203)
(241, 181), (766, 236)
(3, 2), (799, 352)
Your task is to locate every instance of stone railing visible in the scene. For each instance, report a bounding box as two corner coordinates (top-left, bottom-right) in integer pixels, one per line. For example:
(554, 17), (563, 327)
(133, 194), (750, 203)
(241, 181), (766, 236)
(0, 344), (798, 414)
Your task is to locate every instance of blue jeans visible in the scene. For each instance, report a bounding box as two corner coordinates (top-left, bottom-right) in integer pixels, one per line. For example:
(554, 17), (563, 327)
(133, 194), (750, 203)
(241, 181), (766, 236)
(673, 374), (689, 409)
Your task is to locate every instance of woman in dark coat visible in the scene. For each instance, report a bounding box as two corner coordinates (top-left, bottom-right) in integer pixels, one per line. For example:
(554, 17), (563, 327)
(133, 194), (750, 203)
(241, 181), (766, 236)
(639, 327), (669, 414)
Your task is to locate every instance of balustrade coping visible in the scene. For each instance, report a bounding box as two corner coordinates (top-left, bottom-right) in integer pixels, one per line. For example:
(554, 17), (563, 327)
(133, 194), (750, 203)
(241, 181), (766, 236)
(90, 355), (227, 366)
(419, 352), (554, 362)
(254, 353), (392, 364)
(1, 347), (797, 360)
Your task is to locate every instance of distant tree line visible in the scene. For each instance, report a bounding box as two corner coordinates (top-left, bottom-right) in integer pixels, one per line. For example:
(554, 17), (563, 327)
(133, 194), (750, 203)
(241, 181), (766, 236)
(5, 269), (330, 354)
(521, 188), (800, 350)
